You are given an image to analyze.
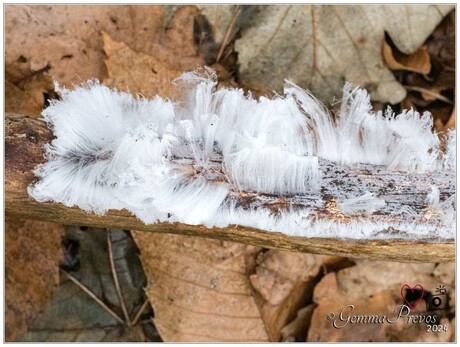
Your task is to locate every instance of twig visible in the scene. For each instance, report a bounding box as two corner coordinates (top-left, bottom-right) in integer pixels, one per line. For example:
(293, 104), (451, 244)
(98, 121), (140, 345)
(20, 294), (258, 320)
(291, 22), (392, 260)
(107, 230), (132, 326)
(132, 298), (150, 326)
(216, 5), (241, 63)
(61, 269), (125, 325)
(404, 85), (453, 105)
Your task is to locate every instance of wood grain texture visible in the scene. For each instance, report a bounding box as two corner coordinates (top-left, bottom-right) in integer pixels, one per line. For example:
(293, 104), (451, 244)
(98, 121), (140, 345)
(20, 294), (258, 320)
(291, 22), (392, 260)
(5, 113), (455, 263)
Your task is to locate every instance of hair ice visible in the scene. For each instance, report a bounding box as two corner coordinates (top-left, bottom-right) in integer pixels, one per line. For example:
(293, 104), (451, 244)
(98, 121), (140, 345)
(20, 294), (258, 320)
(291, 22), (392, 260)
(28, 68), (455, 240)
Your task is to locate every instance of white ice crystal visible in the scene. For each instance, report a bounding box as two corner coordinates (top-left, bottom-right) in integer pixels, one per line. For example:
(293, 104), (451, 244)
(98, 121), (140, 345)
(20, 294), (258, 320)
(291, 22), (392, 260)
(28, 68), (455, 239)
(339, 192), (386, 215)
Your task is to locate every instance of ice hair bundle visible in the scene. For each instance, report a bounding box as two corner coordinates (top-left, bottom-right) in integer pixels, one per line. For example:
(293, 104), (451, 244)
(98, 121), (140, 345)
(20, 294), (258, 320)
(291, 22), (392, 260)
(28, 68), (455, 239)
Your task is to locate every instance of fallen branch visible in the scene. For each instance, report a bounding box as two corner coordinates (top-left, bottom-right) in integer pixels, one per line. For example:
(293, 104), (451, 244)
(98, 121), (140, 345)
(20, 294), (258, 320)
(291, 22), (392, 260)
(5, 113), (454, 263)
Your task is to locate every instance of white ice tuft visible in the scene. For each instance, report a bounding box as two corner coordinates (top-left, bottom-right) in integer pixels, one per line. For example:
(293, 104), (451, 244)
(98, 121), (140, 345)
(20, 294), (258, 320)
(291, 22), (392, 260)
(286, 82), (444, 171)
(28, 69), (455, 239)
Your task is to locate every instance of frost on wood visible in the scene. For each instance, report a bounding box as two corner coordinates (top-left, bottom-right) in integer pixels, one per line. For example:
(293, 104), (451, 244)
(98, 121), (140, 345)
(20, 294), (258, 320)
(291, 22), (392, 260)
(28, 68), (455, 240)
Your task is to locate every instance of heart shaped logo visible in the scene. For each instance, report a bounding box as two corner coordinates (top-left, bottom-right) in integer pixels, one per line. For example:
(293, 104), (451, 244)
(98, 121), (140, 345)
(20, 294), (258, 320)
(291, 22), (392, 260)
(401, 284), (424, 309)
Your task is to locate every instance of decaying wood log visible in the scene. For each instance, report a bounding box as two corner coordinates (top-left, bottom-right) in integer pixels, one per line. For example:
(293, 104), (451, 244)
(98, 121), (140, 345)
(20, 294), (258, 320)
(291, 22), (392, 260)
(5, 113), (455, 262)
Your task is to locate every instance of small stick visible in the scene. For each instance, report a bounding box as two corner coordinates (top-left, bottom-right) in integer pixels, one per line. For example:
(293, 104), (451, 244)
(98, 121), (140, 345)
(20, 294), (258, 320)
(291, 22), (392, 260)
(404, 85), (453, 105)
(61, 269), (125, 325)
(132, 298), (150, 326)
(107, 230), (132, 326)
(216, 5), (241, 63)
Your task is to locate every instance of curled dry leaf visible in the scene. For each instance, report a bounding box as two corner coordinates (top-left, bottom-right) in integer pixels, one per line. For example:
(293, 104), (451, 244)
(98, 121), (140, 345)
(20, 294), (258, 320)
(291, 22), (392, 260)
(383, 40), (431, 75)
(5, 219), (64, 341)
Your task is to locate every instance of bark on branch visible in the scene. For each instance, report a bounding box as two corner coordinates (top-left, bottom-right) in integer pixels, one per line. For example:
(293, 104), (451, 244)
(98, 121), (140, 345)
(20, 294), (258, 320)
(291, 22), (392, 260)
(5, 113), (454, 263)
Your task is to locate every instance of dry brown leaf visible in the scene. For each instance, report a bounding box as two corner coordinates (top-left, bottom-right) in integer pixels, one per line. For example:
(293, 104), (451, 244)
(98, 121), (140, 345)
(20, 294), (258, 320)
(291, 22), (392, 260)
(5, 5), (205, 119)
(383, 40), (431, 74)
(235, 5), (453, 104)
(131, 232), (269, 342)
(5, 218), (64, 341)
(403, 88), (454, 132)
(102, 32), (182, 98)
(249, 250), (322, 341)
(5, 5), (202, 88)
(5, 5), (163, 86)
(5, 63), (54, 118)
(132, 230), (324, 342)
